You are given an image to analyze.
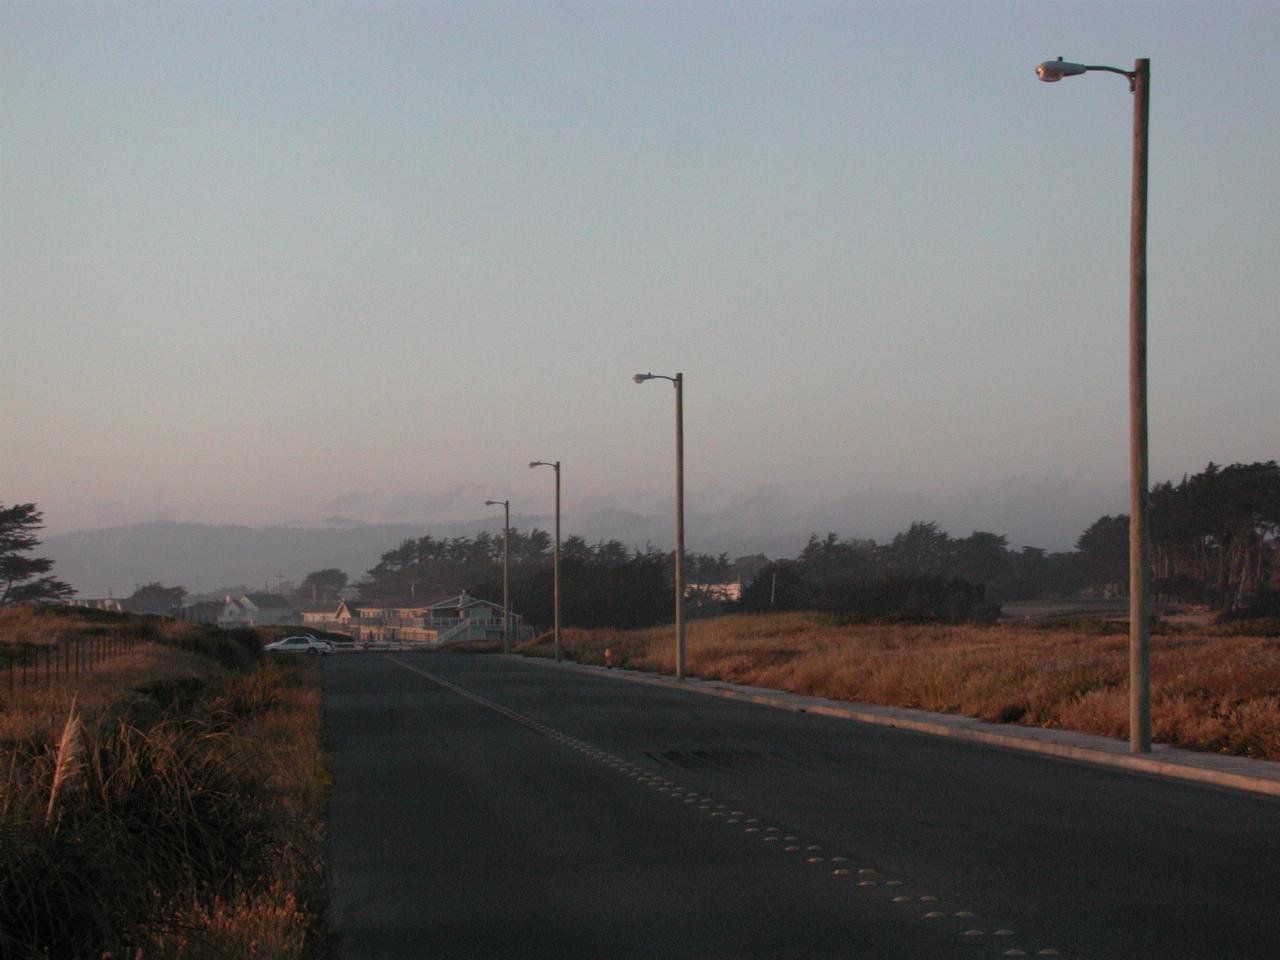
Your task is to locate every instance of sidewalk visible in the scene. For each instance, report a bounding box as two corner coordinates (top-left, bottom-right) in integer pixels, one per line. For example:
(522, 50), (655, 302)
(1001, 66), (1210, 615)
(529, 657), (1280, 799)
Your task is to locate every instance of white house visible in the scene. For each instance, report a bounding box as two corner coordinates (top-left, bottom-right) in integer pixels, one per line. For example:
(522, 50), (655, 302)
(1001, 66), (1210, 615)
(217, 593), (298, 628)
(345, 591), (522, 646)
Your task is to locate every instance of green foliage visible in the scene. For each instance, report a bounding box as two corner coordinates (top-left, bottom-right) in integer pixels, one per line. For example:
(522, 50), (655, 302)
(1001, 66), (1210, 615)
(1149, 461), (1280, 612)
(159, 624), (263, 672)
(354, 459), (1277, 625)
(0, 502), (73, 605)
(743, 567), (999, 623)
(129, 581), (188, 603)
(484, 542), (677, 631)
(299, 567), (348, 603)
(29, 603), (132, 626)
(1217, 589), (1280, 623)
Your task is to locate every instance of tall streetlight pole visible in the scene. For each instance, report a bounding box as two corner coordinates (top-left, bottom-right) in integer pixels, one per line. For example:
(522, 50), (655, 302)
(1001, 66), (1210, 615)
(1036, 56), (1151, 753)
(633, 372), (685, 680)
(528, 460), (561, 662)
(484, 499), (511, 655)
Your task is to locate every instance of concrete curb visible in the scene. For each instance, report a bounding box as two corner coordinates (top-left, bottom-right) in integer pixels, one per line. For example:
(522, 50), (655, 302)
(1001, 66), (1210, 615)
(518, 656), (1280, 799)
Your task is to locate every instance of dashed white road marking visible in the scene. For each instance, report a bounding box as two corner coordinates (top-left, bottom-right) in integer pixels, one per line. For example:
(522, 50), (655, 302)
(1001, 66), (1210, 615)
(388, 657), (1068, 959)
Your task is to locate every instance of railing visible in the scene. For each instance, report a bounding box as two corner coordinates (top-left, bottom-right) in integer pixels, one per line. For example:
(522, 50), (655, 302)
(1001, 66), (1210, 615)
(432, 621), (468, 644)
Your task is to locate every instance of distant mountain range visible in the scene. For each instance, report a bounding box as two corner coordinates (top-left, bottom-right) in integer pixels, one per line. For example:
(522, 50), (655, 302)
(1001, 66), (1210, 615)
(43, 513), (793, 599)
(43, 478), (1106, 598)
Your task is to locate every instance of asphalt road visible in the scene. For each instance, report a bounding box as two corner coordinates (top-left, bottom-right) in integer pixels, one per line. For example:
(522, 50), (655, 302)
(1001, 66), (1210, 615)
(325, 653), (1279, 959)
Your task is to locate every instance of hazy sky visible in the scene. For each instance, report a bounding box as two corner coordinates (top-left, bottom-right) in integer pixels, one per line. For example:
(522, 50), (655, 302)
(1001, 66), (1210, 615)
(4, 1), (1277, 552)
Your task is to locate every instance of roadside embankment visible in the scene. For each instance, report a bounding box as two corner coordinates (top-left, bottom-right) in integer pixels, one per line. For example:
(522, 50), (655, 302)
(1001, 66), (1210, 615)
(516, 612), (1280, 762)
(0, 606), (329, 960)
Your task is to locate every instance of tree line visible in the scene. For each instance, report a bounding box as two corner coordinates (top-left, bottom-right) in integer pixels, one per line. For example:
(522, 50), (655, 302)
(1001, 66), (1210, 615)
(357, 530), (735, 630)
(746, 460), (1279, 620)
(353, 461), (1278, 627)
(6, 459), (1272, 624)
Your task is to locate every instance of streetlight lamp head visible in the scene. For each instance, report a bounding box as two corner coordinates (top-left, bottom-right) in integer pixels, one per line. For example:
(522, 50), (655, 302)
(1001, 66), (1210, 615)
(1036, 58), (1088, 82)
(529, 461), (539, 469)
(633, 373), (652, 383)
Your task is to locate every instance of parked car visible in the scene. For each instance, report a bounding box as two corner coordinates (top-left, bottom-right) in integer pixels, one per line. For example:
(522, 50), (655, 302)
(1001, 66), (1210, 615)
(264, 635), (334, 656)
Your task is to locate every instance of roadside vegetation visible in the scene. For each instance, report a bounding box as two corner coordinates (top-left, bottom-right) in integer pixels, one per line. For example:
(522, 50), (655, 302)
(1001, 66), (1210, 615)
(519, 612), (1280, 761)
(0, 606), (328, 960)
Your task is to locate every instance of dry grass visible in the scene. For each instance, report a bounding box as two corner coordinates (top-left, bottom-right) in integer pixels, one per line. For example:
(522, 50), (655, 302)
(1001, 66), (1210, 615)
(519, 612), (1280, 760)
(0, 608), (328, 960)
(0, 644), (216, 744)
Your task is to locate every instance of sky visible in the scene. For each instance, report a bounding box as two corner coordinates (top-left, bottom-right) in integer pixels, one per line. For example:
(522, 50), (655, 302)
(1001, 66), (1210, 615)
(3, 1), (1278, 556)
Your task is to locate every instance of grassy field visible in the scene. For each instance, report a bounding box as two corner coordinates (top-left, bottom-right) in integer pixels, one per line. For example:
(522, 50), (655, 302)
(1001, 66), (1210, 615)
(518, 612), (1280, 761)
(0, 607), (329, 960)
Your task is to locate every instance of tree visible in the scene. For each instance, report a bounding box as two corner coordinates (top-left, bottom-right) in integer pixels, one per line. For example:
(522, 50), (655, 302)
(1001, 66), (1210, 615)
(301, 568), (349, 602)
(0, 503), (73, 604)
(1075, 514), (1129, 596)
(881, 522), (953, 576)
(1147, 460), (1280, 611)
(130, 582), (187, 601)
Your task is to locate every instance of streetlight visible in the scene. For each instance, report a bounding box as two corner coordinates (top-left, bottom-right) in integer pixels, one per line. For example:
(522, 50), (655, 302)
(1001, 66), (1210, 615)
(632, 372), (685, 680)
(1036, 55), (1151, 753)
(528, 460), (561, 662)
(484, 499), (511, 655)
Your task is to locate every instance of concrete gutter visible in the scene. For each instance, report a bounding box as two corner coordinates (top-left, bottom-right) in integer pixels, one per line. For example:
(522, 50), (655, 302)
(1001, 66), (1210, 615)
(523, 657), (1280, 800)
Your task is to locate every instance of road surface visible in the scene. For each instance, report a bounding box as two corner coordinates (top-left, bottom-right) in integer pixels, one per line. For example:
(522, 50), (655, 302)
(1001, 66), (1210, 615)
(325, 653), (1278, 959)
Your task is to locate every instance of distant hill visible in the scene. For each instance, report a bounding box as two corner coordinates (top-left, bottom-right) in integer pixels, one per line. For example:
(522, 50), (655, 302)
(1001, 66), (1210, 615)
(42, 479), (1102, 599)
(43, 514), (787, 598)
(44, 521), (439, 598)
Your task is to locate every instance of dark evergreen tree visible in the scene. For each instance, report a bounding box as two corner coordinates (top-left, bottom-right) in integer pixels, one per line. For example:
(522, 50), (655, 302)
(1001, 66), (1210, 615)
(0, 502), (73, 604)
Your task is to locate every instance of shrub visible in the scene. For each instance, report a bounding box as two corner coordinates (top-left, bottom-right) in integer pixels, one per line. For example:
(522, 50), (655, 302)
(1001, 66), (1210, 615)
(157, 624), (263, 672)
(0, 625), (324, 960)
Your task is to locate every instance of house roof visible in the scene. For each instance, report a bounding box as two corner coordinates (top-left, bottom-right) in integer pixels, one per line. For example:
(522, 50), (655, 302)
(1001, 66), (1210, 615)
(242, 593), (296, 610)
(296, 602), (341, 614)
(351, 592), (506, 613)
(352, 595), (452, 610)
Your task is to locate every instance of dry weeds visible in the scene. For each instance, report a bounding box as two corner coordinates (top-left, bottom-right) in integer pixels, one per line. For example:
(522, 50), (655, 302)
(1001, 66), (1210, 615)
(1, 609), (328, 959)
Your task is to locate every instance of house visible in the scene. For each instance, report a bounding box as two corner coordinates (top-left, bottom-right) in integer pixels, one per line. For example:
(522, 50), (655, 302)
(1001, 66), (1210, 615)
(217, 593), (299, 628)
(183, 600), (227, 625)
(67, 598), (125, 613)
(684, 581), (743, 616)
(299, 602), (346, 633)
(119, 595), (184, 617)
(346, 591), (522, 647)
(687, 582), (742, 603)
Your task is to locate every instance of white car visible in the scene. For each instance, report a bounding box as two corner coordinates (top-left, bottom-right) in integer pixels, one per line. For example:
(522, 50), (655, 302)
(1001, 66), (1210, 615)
(264, 635), (334, 656)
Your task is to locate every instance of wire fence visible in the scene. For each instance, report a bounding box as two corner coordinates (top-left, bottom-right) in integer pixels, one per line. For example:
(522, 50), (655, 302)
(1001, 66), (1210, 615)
(4, 633), (146, 695)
